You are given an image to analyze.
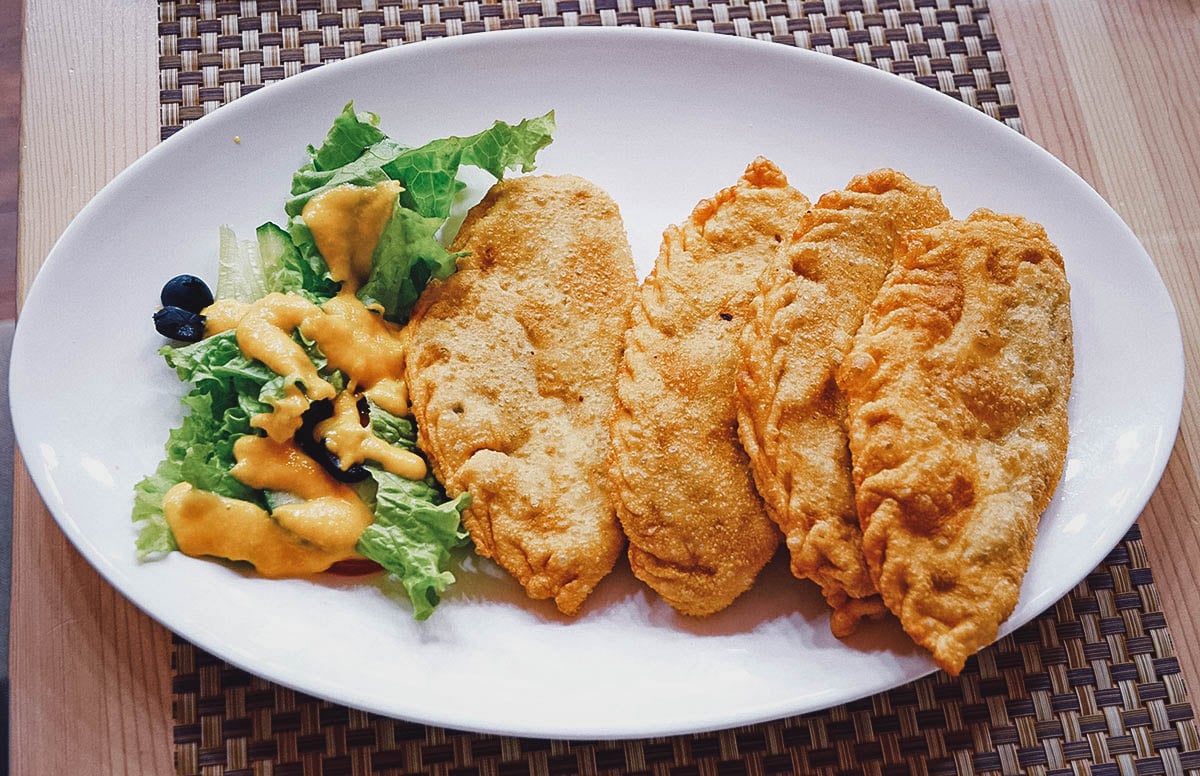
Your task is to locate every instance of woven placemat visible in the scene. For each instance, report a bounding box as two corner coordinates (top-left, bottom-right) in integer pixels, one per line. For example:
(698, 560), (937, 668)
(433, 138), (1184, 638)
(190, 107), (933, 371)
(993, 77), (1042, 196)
(158, 2), (1199, 774)
(158, 0), (1022, 140)
(171, 527), (1200, 775)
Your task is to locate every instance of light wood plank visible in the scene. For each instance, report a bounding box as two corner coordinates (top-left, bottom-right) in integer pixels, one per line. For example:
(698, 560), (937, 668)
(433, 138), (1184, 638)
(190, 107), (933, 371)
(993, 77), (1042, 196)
(10, 2), (174, 773)
(993, 0), (1200, 700)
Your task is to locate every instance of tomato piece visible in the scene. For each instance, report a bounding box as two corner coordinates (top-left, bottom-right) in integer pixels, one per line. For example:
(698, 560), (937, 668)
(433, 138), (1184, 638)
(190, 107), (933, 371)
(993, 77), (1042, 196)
(326, 558), (383, 576)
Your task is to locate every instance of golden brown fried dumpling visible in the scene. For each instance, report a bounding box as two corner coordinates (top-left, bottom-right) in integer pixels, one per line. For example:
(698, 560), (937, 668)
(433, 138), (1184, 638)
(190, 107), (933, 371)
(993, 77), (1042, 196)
(610, 158), (810, 615)
(737, 169), (949, 636)
(405, 175), (638, 615)
(838, 209), (1073, 674)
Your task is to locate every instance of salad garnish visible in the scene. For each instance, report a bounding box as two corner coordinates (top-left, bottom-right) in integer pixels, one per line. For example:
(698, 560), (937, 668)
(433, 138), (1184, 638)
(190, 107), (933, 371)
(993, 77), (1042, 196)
(134, 103), (556, 619)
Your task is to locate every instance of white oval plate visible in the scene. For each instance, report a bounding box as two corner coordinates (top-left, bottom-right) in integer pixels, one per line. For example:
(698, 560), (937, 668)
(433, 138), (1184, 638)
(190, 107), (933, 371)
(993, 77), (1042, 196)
(10, 27), (1184, 739)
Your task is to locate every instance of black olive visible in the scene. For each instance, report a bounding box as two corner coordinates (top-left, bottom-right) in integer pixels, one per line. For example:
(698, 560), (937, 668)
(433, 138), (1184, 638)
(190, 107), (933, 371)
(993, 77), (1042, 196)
(161, 274), (214, 313)
(296, 398), (370, 483)
(154, 305), (206, 342)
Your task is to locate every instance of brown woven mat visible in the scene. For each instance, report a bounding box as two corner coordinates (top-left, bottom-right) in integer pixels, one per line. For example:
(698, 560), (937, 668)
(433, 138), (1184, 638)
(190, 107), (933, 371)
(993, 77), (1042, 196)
(172, 527), (1200, 775)
(158, 0), (1022, 140)
(159, 2), (1199, 774)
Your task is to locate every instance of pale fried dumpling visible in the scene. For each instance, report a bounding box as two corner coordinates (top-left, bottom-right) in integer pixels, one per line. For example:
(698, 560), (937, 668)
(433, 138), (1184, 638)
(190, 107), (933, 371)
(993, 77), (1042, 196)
(405, 175), (638, 615)
(610, 158), (810, 615)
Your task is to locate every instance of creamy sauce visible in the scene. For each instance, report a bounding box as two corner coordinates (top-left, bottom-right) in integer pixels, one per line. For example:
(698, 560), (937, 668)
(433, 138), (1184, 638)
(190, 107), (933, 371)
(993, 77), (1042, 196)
(317, 391), (426, 480)
(302, 181), (401, 292)
(299, 293), (410, 414)
(238, 292), (336, 404)
(169, 181), (427, 577)
(203, 300), (251, 334)
(163, 483), (363, 577)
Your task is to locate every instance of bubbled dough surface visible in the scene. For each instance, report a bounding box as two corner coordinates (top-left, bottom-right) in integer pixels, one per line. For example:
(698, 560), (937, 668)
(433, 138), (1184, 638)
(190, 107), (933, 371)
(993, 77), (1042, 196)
(838, 210), (1073, 675)
(736, 169), (949, 636)
(404, 175), (638, 615)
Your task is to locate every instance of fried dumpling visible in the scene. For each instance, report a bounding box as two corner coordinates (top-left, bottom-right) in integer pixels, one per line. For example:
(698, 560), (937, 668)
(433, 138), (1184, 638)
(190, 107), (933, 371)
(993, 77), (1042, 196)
(837, 210), (1073, 674)
(610, 158), (810, 615)
(405, 174), (638, 615)
(737, 169), (949, 636)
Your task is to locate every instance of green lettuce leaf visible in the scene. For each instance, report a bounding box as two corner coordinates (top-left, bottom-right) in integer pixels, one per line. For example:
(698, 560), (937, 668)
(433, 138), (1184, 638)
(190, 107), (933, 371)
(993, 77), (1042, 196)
(283, 216), (341, 301)
(307, 103), (388, 172)
(355, 402), (470, 620)
(286, 139), (407, 218)
(383, 111), (557, 219)
(282, 105), (556, 323)
(133, 332), (277, 556)
(357, 466), (471, 621)
(357, 202), (467, 324)
(367, 398), (419, 447)
(286, 106), (555, 221)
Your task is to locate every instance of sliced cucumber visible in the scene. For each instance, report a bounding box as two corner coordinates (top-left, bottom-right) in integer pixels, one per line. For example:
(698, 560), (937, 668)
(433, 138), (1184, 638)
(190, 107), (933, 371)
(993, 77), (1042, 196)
(256, 221), (300, 294)
(263, 489), (302, 512)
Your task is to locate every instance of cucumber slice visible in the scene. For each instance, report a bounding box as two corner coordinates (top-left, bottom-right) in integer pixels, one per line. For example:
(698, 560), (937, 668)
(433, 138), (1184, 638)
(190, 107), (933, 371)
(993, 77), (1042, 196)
(216, 222), (303, 302)
(256, 221), (300, 294)
(263, 489), (302, 512)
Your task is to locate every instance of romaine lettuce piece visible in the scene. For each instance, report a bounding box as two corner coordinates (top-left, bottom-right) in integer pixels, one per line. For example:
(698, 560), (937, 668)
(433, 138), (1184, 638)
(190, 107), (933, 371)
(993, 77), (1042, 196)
(357, 201), (467, 323)
(281, 105), (556, 322)
(383, 111), (557, 219)
(357, 466), (471, 621)
(217, 226), (269, 303)
(353, 401), (471, 619)
(286, 139), (407, 218)
(368, 399), (418, 447)
(133, 332), (277, 555)
(285, 104), (555, 221)
(306, 103), (388, 172)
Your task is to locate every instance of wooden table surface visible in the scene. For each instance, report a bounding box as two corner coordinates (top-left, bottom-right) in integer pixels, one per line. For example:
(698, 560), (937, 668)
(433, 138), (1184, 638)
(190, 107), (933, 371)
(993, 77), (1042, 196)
(10, 2), (1199, 772)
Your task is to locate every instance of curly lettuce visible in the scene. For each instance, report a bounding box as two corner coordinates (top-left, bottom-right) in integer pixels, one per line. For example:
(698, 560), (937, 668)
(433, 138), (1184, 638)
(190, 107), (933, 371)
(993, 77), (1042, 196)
(133, 332), (274, 557)
(282, 103), (555, 322)
(138, 105), (552, 619)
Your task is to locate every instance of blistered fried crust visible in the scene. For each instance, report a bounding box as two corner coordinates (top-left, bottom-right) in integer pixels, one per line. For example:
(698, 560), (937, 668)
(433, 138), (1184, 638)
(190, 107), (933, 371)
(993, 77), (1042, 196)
(736, 169), (949, 636)
(837, 210), (1073, 675)
(609, 158), (809, 616)
(404, 175), (638, 615)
